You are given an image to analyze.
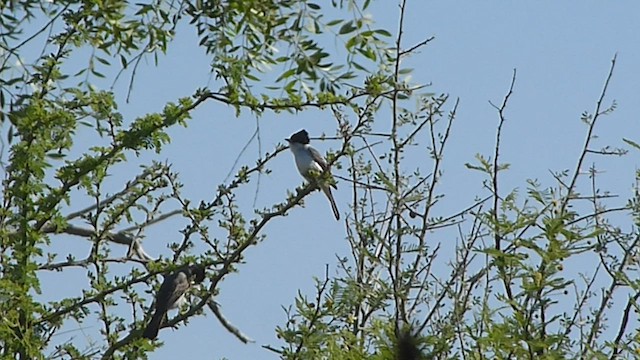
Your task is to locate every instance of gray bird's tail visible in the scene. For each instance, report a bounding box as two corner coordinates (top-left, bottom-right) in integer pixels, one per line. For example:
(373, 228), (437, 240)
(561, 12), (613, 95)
(142, 310), (164, 339)
(322, 186), (340, 220)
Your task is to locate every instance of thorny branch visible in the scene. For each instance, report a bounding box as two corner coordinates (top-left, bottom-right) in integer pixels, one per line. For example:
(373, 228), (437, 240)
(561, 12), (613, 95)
(488, 68), (517, 251)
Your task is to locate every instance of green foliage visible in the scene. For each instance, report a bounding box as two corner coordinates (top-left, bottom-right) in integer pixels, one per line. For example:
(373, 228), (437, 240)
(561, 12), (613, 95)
(1, 0), (395, 357)
(1, 0), (639, 359)
(268, 33), (639, 360)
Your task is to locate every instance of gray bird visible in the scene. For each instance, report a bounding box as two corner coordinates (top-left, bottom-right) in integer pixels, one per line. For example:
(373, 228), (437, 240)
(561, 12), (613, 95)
(142, 264), (206, 340)
(286, 129), (340, 220)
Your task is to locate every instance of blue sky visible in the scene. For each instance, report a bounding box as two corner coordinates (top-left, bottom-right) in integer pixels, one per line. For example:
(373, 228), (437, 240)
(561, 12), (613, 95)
(16, 1), (640, 359)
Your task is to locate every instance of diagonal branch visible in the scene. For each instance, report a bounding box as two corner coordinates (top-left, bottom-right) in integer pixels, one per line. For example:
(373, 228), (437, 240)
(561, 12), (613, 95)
(561, 54), (617, 214)
(207, 299), (254, 344)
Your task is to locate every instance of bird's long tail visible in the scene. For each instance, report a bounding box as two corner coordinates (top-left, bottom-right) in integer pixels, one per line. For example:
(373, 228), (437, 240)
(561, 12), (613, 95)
(322, 186), (340, 220)
(142, 310), (164, 339)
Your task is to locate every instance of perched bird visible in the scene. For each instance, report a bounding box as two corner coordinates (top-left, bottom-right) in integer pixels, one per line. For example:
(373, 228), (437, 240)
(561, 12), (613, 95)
(286, 129), (340, 220)
(142, 264), (206, 340)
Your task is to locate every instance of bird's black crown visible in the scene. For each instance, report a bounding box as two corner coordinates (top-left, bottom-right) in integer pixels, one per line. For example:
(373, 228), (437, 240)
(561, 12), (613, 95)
(189, 264), (206, 283)
(287, 129), (310, 144)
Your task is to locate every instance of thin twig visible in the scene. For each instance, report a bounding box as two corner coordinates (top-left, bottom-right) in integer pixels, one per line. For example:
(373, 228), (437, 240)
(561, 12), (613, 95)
(489, 68), (517, 250)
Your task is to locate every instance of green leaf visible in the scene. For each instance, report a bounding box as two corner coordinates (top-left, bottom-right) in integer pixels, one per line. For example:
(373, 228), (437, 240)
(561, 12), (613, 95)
(276, 68), (297, 82)
(623, 138), (640, 151)
(358, 48), (377, 61)
(339, 21), (356, 35)
(464, 163), (486, 172)
(375, 29), (392, 37)
(352, 62), (367, 71)
(96, 56), (110, 66)
(47, 153), (66, 159)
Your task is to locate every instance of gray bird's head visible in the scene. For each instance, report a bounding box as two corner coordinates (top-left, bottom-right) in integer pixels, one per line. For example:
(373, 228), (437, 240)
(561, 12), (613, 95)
(188, 264), (206, 284)
(286, 129), (310, 145)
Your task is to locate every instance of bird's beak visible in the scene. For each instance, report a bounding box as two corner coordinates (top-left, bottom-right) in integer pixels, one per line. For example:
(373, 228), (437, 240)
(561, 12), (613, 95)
(285, 138), (292, 143)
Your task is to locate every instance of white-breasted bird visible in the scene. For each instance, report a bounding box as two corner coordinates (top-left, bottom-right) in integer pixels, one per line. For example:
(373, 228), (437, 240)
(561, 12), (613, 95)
(286, 129), (340, 220)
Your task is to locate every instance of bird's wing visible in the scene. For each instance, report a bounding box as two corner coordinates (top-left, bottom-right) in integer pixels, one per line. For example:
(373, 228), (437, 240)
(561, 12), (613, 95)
(155, 270), (190, 312)
(308, 146), (338, 189)
(308, 146), (329, 172)
(167, 271), (191, 308)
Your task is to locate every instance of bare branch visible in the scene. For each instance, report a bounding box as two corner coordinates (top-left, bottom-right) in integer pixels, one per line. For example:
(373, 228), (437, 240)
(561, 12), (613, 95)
(561, 54), (617, 214)
(207, 300), (254, 344)
(490, 68), (517, 250)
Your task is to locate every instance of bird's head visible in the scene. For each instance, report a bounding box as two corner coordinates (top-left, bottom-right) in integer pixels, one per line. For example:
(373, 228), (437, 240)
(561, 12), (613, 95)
(286, 129), (310, 145)
(188, 264), (206, 284)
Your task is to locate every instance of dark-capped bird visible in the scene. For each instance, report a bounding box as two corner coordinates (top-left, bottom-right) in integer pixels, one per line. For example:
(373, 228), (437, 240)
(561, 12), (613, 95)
(286, 129), (340, 220)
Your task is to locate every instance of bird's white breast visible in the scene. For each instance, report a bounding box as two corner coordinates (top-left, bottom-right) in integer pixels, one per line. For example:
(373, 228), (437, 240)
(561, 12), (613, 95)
(290, 143), (322, 176)
(169, 294), (186, 310)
